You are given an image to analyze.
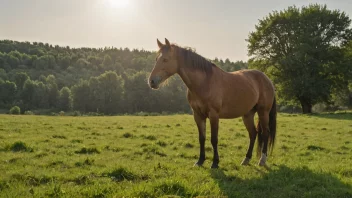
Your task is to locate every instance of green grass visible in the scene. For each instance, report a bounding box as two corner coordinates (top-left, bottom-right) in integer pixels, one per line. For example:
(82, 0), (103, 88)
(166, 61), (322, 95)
(0, 113), (351, 197)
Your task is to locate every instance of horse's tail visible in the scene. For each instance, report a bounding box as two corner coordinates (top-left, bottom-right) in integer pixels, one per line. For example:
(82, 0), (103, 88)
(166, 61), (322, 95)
(257, 97), (277, 157)
(268, 97), (277, 154)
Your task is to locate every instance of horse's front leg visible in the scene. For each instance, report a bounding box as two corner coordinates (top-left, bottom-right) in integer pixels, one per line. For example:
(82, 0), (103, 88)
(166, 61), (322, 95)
(194, 113), (206, 166)
(209, 113), (219, 169)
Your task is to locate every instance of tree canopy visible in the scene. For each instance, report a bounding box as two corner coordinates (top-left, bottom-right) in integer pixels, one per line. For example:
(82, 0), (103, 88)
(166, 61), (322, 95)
(247, 4), (352, 113)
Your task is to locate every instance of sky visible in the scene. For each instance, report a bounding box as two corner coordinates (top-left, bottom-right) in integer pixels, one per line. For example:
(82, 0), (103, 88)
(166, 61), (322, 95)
(1, 0), (352, 62)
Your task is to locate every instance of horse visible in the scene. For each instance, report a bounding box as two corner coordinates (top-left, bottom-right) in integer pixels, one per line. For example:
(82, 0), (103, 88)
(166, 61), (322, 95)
(148, 38), (277, 169)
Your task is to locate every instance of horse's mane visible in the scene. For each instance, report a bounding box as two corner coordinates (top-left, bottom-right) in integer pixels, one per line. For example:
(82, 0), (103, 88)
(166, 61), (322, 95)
(158, 44), (216, 74)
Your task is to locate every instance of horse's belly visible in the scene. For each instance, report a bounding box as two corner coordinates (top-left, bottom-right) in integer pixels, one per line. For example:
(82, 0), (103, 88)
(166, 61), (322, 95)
(218, 106), (251, 119)
(218, 97), (257, 119)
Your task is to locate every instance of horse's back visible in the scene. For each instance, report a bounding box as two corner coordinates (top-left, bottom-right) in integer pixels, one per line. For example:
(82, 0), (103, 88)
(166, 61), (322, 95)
(229, 69), (274, 91)
(216, 69), (274, 118)
(231, 69), (275, 110)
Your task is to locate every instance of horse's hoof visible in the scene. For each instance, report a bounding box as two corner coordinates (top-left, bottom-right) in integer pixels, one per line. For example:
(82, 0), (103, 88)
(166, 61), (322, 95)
(194, 163), (203, 167)
(211, 163), (219, 169)
(258, 153), (267, 167)
(258, 161), (266, 166)
(194, 160), (205, 167)
(241, 157), (251, 166)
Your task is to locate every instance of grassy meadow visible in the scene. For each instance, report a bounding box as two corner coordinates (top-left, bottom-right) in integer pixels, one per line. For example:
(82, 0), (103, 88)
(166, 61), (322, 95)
(0, 113), (352, 198)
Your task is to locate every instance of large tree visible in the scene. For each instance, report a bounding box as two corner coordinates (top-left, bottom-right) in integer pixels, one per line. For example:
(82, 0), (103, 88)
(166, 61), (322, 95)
(0, 80), (17, 105)
(14, 72), (29, 90)
(21, 79), (36, 109)
(58, 87), (73, 111)
(71, 80), (90, 112)
(97, 71), (124, 114)
(247, 4), (352, 113)
(45, 75), (59, 108)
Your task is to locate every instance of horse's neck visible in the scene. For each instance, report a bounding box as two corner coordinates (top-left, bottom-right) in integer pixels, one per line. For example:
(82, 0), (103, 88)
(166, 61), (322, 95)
(177, 67), (211, 94)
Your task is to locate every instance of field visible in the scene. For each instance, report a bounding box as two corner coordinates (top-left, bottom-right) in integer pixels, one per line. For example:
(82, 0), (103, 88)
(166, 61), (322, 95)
(0, 113), (352, 198)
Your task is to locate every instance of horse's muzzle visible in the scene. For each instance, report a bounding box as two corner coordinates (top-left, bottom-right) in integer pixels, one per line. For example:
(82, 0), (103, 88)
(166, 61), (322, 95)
(149, 79), (158, 89)
(149, 76), (161, 89)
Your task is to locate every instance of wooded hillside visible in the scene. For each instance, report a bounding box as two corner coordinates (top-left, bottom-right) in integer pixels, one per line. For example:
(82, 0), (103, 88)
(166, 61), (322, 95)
(0, 40), (247, 114)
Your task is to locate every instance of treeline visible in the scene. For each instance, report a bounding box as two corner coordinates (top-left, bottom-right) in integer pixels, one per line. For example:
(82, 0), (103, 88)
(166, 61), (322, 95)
(0, 40), (247, 114)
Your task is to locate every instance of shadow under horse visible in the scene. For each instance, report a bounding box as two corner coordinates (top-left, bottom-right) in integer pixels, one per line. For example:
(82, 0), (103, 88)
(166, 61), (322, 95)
(148, 38), (277, 168)
(210, 165), (352, 198)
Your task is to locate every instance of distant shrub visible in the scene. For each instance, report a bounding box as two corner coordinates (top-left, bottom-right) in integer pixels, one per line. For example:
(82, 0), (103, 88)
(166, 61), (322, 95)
(136, 111), (149, 116)
(106, 167), (138, 182)
(142, 135), (157, 140)
(161, 111), (171, 115)
(75, 158), (94, 167)
(142, 145), (167, 157)
(7, 141), (33, 152)
(86, 112), (104, 116)
(154, 181), (193, 197)
(31, 109), (54, 115)
(9, 106), (20, 115)
(75, 147), (100, 154)
(307, 145), (325, 151)
(184, 143), (194, 148)
(340, 169), (352, 177)
(104, 167), (149, 182)
(122, 132), (133, 138)
(59, 111), (65, 116)
(73, 111), (81, 116)
(149, 112), (160, 116)
(334, 109), (350, 114)
(156, 140), (167, 147)
(0, 181), (10, 191)
(24, 111), (34, 115)
(71, 139), (83, 143)
(312, 103), (326, 113)
(278, 105), (302, 113)
(52, 135), (67, 139)
(71, 175), (92, 185)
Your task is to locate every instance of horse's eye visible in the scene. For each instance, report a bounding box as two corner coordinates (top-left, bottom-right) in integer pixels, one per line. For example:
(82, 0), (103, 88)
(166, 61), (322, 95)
(163, 58), (168, 63)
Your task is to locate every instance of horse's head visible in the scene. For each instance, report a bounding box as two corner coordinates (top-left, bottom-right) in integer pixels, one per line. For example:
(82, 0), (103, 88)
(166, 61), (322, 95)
(148, 38), (178, 89)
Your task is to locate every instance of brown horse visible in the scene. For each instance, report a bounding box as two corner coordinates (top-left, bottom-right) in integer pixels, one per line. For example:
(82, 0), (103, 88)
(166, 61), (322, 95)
(148, 38), (277, 169)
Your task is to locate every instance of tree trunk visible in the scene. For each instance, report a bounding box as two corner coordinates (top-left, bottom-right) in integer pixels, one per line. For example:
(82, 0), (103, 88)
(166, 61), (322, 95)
(299, 98), (312, 114)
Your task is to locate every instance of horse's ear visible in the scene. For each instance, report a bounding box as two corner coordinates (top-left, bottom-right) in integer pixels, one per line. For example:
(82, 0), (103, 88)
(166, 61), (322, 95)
(165, 38), (171, 47)
(157, 39), (163, 49)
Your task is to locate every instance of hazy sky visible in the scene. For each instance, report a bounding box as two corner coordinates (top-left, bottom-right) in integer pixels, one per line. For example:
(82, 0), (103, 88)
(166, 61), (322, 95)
(1, 0), (351, 61)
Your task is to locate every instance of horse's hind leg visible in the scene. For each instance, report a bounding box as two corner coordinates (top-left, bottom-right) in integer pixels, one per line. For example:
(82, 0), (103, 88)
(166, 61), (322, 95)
(257, 110), (270, 166)
(241, 110), (257, 166)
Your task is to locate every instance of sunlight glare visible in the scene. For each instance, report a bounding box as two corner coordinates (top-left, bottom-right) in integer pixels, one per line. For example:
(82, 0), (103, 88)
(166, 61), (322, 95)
(106, 0), (130, 9)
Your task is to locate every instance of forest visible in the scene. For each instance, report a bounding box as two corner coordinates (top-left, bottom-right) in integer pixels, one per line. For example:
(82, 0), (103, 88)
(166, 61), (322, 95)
(0, 40), (248, 115)
(1, 5), (352, 115)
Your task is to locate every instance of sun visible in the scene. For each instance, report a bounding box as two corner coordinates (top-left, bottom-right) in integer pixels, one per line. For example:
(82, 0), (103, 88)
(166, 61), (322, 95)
(101, 0), (136, 22)
(106, 0), (130, 9)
